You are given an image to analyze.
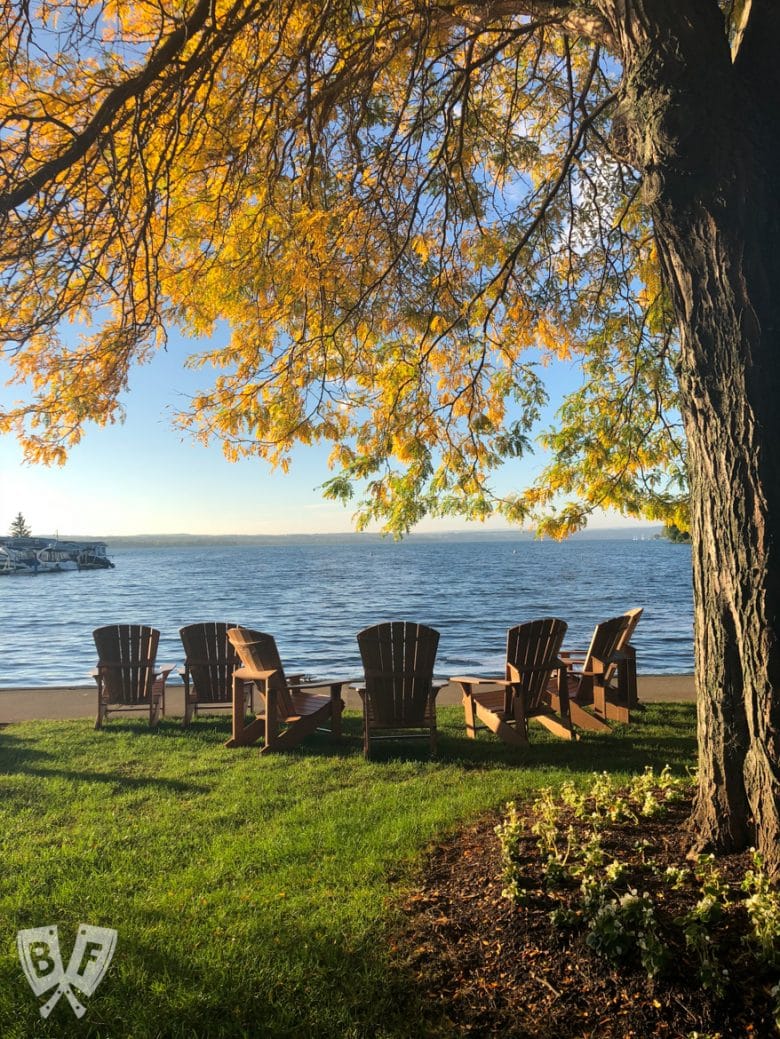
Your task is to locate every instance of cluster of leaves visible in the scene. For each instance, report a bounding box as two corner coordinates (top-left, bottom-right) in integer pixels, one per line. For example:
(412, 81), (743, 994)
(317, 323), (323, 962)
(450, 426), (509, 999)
(584, 888), (668, 978)
(495, 768), (780, 1020)
(0, 1), (691, 534)
(663, 522), (692, 542)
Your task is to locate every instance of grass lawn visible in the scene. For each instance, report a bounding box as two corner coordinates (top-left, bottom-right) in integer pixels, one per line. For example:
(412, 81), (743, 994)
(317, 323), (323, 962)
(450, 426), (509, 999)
(0, 704), (697, 1038)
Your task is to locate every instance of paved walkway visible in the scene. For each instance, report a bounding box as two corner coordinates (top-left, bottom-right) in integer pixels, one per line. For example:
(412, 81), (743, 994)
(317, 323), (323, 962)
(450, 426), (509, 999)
(0, 675), (695, 724)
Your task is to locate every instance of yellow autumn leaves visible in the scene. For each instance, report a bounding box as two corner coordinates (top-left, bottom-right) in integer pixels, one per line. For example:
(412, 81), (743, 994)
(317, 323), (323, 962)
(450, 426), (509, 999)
(0, 0), (686, 534)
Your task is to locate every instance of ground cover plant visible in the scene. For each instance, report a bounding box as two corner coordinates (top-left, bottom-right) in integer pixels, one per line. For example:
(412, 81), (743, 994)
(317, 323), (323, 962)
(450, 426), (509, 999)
(401, 757), (780, 1038)
(0, 704), (696, 1037)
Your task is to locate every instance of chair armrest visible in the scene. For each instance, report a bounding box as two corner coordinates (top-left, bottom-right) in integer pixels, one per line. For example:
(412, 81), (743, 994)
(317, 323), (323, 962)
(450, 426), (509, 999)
(450, 675), (510, 687)
(289, 677), (345, 691)
(354, 679), (448, 695)
(233, 666), (278, 683)
(429, 680), (448, 701)
(577, 653), (620, 677)
(152, 667), (174, 701)
(509, 662), (567, 676)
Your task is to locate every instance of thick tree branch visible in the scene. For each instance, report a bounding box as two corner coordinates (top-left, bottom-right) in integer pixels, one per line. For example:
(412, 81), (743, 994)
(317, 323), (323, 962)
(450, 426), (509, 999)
(0, 0), (215, 214)
(451, 1), (616, 48)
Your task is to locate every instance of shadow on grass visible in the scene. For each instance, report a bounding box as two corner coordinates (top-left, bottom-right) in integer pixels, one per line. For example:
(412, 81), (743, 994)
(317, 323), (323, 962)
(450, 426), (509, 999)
(0, 727), (207, 793)
(0, 703), (697, 787)
(7, 907), (447, 1039)
(142, 703), (697, 778)
(438, 707), (697, 776)
(286, 702), (697, 777)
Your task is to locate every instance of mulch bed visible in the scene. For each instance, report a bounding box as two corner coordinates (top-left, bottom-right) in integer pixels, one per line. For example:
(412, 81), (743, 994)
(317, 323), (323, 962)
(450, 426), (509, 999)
(397, 790), (778, 1038)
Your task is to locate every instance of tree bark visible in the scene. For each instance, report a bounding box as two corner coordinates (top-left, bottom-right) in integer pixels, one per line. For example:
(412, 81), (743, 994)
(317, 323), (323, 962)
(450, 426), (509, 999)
(609, 0), (780, 871)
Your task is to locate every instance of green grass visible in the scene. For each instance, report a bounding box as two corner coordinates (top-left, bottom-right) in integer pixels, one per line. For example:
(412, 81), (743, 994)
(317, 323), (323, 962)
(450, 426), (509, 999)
(0, 704), (697, 1038)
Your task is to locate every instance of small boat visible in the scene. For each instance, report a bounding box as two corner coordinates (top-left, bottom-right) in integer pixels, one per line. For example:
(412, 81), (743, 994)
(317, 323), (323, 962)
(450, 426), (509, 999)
(0, 545), (36, 574)
(0, 537), (115, 574)
(75, 543), (115, 570)
(36, 542), (80, 571)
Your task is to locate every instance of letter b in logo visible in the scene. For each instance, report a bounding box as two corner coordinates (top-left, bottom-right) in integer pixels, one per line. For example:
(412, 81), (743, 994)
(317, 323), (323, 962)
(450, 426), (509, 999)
(17, 927), (63, 996)
(28, 939), (57, 978)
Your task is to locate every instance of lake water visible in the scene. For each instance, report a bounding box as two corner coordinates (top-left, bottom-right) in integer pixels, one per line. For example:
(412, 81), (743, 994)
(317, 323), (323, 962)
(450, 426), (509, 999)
(0, 536), (694, 687)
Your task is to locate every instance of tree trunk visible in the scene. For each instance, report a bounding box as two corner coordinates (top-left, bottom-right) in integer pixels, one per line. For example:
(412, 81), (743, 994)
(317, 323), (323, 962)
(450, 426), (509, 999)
(660, 197), (780, 872)
(611, 0), (780, 871)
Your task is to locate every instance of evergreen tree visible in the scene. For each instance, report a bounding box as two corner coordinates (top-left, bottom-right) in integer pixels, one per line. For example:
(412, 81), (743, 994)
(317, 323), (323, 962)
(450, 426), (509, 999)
(9, 513), (31, 538)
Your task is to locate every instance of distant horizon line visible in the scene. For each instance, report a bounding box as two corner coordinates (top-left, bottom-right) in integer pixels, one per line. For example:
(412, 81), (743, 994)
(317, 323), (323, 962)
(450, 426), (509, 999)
(25, 525), (666, 545)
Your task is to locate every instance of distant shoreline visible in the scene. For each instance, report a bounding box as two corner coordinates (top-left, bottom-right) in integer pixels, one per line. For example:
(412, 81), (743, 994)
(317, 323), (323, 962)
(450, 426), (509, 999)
(25, 527), (671, 550)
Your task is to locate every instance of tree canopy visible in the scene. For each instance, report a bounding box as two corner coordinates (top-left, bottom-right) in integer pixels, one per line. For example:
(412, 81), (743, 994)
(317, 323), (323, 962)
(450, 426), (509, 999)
(0, 0), (709, 536)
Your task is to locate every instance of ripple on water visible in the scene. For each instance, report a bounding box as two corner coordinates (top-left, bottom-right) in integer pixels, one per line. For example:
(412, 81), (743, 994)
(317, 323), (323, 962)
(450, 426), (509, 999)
(0, 538), (693, 687)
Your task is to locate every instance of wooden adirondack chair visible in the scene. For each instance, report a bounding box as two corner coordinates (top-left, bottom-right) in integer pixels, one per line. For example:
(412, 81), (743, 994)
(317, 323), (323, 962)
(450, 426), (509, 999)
(179, 622), (254, 726)
(556, 607), (643, 727)
(224, 627), (344, 753)
(93, 624), (173, 729)
(452, 617), (575, 747)
(355, 621), (443, 758)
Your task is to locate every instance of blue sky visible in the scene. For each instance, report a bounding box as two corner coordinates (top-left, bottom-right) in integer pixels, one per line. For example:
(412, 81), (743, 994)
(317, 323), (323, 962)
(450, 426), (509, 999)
(0, 328), (654, 538)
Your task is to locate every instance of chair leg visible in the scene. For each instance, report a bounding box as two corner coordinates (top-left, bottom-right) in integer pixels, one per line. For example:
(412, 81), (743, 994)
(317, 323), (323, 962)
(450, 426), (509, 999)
(535, 711), (577, 741)
(592, 675), (608, 722)
(182, 673), (192, 727)
(512, 688), (529, 742)
(567, 700), (610, 732)
(329, 684), (343, 740)
(225, 677), (269, 748)
(461, 686), (477, 739)
(622, 645), (638, 709)
(265, 690), (278, 751)
(150, 675), (165, 727)
(94, 680), (106, 730)
(473, 700), (529, 747)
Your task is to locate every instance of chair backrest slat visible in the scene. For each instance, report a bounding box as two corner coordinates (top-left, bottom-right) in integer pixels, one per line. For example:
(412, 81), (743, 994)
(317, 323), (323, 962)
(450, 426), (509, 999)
(180, 622), (238, 703)
(506, 618), (567, 712)
(226, 627), (295, 716)
(93, 624), (160, 705)
(583, 613), (633, 677)
(621, 607), (643, 649)
(358, 621), (439, 726)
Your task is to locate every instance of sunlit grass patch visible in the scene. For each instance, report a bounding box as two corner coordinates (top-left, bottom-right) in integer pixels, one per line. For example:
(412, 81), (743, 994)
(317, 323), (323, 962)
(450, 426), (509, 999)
(0, 704), (696, 1038)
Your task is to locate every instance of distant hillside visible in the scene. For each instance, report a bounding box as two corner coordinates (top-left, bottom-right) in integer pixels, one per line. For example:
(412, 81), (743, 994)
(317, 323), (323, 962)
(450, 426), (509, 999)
(93, 527), (664, 549)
